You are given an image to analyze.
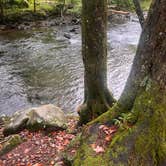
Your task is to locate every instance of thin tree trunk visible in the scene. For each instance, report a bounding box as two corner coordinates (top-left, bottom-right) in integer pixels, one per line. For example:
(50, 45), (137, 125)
(61, 0), (65, 17)
(34, 0), (36, 13)
(0, 0), (4, 22)
(133, 0), (145, 28)
(78, 0), (115, 125)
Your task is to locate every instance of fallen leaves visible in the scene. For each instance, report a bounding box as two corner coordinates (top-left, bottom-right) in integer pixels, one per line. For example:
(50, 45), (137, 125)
(91, 125), (118, 154)
(0, 116), (118, 165)
(99, 125), (117, 135)
(0, 117), (78, 166)
(91, 144), (105, 154)
(105, 135), (112, 142)
(24, 148), (31, 154)
(50, 160), (55, 165)
(33, 163), (43, 166)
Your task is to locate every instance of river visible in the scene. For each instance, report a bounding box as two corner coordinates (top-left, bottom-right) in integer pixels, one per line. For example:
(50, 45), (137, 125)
(0, 16), (141, 115)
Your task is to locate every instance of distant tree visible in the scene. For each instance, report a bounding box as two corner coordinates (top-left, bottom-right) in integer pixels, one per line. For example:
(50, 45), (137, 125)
(0, 0), (4, 21)
(78, 0), (115, 125)
(34, 0), (36, 12)
(56, 0), (66, 17)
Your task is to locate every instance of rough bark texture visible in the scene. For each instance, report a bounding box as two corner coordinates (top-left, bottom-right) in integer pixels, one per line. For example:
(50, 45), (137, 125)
(71, 0), (166, 165)
(133, 0), (145, 28)
(78, 0), (115, 125)
(119, 0), (166, 111)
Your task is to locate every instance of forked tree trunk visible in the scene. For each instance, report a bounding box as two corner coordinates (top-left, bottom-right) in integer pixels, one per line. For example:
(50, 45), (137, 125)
(119, 0), (166, 111)
(113, 1), (166, 165)
(133, 0), (145, 28)
(72, 0), (166, 165)
(78, 0), (115, 125)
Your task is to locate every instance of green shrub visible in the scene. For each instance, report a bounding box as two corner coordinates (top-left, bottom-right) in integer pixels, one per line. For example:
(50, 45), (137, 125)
(6, 0), (29, 8)
(111, 0), (134, 10)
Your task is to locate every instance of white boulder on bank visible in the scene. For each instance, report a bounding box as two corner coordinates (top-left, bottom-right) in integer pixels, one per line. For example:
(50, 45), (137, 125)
(3, 104), (67, 136)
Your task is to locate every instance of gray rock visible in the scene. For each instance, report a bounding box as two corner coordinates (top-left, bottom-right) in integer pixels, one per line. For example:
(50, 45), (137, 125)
(3, 104), (67, 136)
(0, 25), (7, 31)
(69, 27), (77, 33)
(64, 33), (71, 39)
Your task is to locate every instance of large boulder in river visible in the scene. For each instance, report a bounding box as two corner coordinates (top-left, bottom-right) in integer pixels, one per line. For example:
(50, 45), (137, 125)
(3, 104), (67, 136)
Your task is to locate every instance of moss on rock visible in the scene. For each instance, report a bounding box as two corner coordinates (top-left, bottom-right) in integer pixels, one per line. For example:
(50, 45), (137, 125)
(0, 134), (23, 156)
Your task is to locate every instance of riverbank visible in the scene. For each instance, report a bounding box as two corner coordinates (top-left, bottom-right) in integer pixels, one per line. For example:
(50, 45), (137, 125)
(0, 9), (130, 31)
(0, 11), (80, 31)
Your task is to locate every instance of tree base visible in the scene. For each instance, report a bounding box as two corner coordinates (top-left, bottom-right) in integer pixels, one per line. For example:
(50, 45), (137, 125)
(73, 84), (166, 165)
(77, 91), (115, 125)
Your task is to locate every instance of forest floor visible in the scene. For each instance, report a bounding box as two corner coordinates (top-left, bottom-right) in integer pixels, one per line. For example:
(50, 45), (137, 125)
(0, 116), (119, 166)
(0, 117), (79, 166)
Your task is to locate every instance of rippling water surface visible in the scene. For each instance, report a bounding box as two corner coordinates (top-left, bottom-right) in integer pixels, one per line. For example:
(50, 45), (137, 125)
(0, 18), (141, 115)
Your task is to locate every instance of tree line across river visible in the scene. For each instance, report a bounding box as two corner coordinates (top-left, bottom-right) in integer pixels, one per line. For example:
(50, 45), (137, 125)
(0, 0), (151, 23)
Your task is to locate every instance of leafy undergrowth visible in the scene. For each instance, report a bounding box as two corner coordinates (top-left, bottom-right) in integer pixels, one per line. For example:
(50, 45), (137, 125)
(0, 117), (78, 166)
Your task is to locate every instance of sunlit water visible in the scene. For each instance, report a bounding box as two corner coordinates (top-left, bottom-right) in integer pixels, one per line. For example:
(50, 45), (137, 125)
(0, 17), (141, 115)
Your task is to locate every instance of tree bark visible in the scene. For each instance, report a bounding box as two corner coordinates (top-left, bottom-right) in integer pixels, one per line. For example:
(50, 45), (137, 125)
(119, 0), (166, 111)
(72, 0), (166, 165)
(78, 0), (115, 125)
(133, 0), (145, 28)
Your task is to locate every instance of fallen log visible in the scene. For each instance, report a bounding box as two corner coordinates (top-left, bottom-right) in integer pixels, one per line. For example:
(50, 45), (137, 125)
(108, 9), (130, 16)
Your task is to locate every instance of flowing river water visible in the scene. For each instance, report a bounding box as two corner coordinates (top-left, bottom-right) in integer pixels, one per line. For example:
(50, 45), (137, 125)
(0, 16), (141, 115)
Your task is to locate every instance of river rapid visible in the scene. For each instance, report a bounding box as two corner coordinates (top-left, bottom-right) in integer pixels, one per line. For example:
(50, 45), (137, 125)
(0, 16), (141, 115)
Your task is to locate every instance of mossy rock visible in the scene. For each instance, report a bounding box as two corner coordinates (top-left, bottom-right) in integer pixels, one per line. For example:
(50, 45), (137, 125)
(0, 134), (23, 156)
(3, 104), (67, 136)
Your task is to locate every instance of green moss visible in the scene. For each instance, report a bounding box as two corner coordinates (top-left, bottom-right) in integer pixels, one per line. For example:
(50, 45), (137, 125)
(111, 0), (135, 11)
(106, 83), (166, 165)
(131, 84), (166, 165)
(73, 130), (131, 166)
(141, 0), (152, 11)
(73, 83), (166, 166)
(62, 133), (82, 165)
(88, 104), (123, 125)
(74, 143), (108, 166)
(0, 135), (23, 156)
(107, 84), (166, 165)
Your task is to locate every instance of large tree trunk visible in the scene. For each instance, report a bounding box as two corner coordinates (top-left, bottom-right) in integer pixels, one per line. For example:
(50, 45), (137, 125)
(72, 0), (166, 165)
(133, 0), (145, 28)
(119, 0), (165, 111)
(78, 0), (115, 125)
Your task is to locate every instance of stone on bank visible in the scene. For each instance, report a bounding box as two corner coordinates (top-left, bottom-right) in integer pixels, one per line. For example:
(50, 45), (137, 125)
(3, 104), (67, 136)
